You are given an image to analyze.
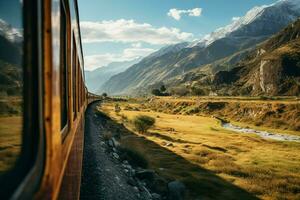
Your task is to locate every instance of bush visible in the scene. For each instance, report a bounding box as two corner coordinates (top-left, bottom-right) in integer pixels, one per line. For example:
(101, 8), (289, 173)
(115, 103), (121, 114)
(132, 115), (155, 134)
(160, 85), (166, 92)
(152, 89), (162, 96)
(191, 87), (205, 96)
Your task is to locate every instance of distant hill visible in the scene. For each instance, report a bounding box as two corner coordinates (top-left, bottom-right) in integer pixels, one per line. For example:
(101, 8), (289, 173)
(100, 0), (300, 95)
(85, 58), (141, 93)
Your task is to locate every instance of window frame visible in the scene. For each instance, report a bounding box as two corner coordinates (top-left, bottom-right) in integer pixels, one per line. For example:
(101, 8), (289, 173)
(60, 0), (70, 136)
(0, 0), (45, 199)
(72, 34), (77, 120)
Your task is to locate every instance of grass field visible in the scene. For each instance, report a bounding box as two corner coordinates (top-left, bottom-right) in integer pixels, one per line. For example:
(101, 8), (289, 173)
(0, 116), (22, 174)
(100, 100), (300, 200)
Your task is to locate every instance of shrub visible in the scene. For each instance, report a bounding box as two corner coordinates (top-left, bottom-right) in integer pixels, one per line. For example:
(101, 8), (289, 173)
(191, 87), (205, 96)
(152, 89), (162, 96)
(115, 103), (121, 114)
(160, 85), (166, 92)
(120, 114), (128, 122)
(132, 115), (155, 134)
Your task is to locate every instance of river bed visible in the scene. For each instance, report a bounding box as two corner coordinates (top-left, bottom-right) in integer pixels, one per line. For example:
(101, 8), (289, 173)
(222, 123), (300, 142)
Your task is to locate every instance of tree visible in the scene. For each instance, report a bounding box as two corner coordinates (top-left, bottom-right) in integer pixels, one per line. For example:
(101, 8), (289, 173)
(102, 92), (108, 97)
(160, 85), (166, 92)
(151, 89), (162, 96)
(132, 115), (155, 134)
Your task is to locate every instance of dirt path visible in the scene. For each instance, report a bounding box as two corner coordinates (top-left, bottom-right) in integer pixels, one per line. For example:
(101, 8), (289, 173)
(80, 101), (151, 200)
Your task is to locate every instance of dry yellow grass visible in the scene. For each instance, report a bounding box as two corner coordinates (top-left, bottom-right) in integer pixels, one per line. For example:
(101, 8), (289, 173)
(101, 101), (300, 200)
(0, 116), (22, 174)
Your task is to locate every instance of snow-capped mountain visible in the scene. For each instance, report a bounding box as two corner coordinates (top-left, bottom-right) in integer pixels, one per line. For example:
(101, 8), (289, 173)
(147, 42), (189, 59)
(0, 19), (23, 43)
(99, 0), (300, 96)
(189, 0), (300, 48)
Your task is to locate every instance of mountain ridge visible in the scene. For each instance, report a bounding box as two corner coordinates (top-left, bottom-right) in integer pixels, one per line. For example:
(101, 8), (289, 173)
(100, 0), (300, 95)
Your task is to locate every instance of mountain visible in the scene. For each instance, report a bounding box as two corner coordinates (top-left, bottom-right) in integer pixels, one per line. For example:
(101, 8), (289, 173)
(0, 19), (23, 43)
(189, 0), (300, 48)
(212, 18), (300, 96)
(0, 19), (22, 66)
(85, 58), (141, 93)
(101, 0), (300, 95)
(0, 19), (23, 96)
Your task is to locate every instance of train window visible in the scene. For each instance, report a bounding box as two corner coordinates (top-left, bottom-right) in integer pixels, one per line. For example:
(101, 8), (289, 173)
(77, 58), (80, 111)
(0, 1), (43, 198)
(72, 36), (77, 119)
(0, 0), (23, 177)
(60, 1), (68, 130)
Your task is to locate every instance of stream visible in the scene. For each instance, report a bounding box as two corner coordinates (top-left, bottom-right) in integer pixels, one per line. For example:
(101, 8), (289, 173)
(222, 122), (300, 142)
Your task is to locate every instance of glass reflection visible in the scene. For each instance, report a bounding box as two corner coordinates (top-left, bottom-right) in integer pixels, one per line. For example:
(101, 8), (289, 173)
(0, 0), (23, 175)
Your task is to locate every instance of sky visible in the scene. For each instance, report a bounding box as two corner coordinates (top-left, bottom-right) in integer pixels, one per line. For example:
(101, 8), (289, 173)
(78, 0), (278, 71)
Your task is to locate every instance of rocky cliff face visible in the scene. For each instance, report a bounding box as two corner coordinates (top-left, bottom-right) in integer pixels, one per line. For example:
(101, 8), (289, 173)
(213, 18), (300, 96)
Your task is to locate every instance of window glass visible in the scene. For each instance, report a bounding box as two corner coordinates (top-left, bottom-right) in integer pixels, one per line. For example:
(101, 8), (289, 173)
(0, 1), (23, 175)
(60, 2), (68, 130)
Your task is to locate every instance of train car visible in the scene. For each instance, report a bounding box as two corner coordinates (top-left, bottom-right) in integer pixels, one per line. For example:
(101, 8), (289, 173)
(0, 0), (89, 199)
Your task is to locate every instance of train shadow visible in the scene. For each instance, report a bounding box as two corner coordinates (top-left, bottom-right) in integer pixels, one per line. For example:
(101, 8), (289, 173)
(93, 107), (259, 200)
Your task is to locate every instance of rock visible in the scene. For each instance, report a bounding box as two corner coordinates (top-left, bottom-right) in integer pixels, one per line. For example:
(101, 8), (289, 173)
(152, 193), (161, 200)
(108, 139), (114, 147)
(112, 152), (119, 159)
(112, 147), (117, 152)
(133, 186), (139, 193)
(129, 169), (136, 177)
(141, 186), (152, 199)
(136, 169), (155, 180)
(112, 137), (120, 147)
(100, 141), (105, 146)
(166, 142), (174, 147)
(123, 160), (129, 165)
(127, 178), (137, 186)
(168, 181), (185, 200)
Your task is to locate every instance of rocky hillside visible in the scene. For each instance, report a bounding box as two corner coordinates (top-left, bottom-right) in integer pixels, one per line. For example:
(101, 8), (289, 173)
(212, 17), (300, 96)
(101, 0), (300, 95)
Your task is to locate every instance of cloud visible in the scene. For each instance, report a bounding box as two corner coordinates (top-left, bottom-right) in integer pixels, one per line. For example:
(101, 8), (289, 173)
(85, 47), (155, 70)
(167, 8), (202, 20)
(80, 19), (194, 45)
(131, 42), (142, 48)
(232, 16), (240, 21)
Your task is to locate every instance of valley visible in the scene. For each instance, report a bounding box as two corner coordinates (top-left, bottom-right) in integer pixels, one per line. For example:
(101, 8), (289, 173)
(82, 1), (300, 199)
(98, 97), (300, 200)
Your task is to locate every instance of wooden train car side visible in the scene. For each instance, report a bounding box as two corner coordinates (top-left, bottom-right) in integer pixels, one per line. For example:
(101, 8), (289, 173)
(0, 0), (89, 199)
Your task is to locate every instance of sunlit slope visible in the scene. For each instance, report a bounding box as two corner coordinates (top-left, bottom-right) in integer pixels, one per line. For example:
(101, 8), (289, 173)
(101, 101), (300, 200)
